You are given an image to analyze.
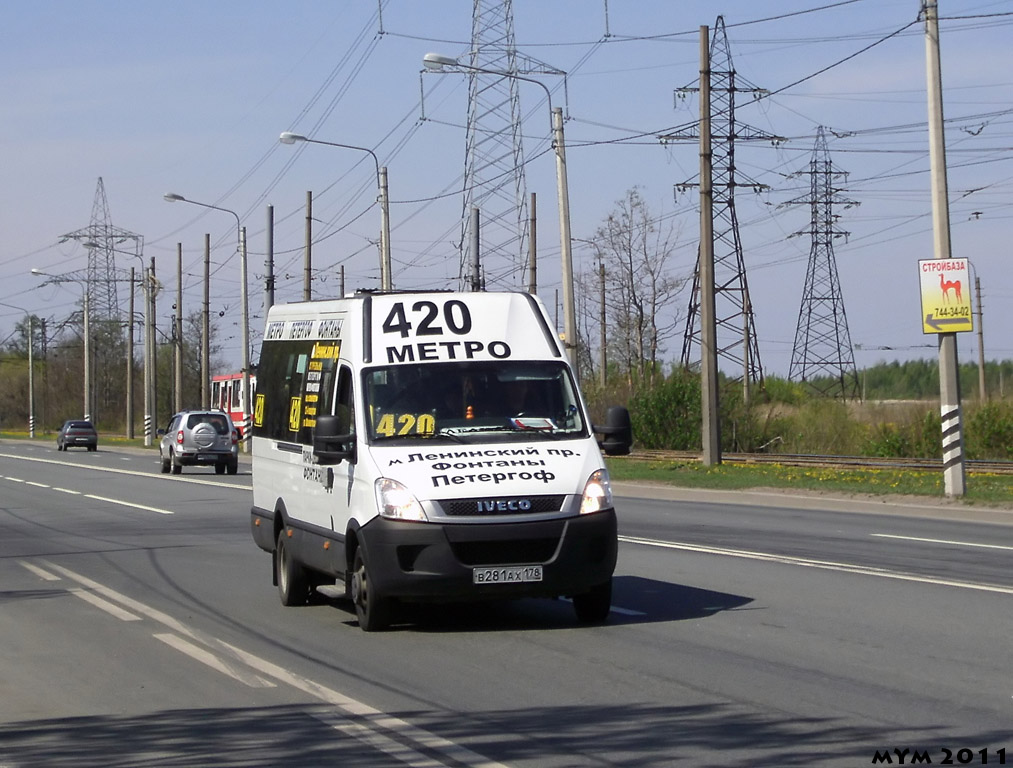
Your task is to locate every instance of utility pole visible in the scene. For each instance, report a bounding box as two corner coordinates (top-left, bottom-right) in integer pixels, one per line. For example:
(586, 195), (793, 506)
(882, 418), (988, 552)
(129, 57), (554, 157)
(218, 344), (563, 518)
(698, 25), (721, 467)
(202, 233), (211, 410)
(304, 191), (312, 301)
(28, 316), (35, 438)
(975, 275), (985, 401)
(265, 205), (275, 313)
(147, 257), (157, 444)
(599, 260), (606, 388)
(470, 207), (481, 291)
(175, 244), (183, 414)
(528, 192), (537, 294)
(127, 267), (135, 439)
(925, 0), (965, 497)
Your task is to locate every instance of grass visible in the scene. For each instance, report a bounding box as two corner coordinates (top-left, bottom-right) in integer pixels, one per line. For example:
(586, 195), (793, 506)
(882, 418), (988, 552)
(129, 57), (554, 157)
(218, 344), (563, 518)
(605, 456), (1013, 507)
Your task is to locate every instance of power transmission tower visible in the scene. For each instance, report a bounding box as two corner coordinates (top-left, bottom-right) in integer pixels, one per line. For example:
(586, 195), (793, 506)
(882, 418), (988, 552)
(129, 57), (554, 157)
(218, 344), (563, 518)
(59, 177), (143, 321)
(786, 126), (860, 398)
(663, 17), (777, 386)
(459, 0), (562, 290)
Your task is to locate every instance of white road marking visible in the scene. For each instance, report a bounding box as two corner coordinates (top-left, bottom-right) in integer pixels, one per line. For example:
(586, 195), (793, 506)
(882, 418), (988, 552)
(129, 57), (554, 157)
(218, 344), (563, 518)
(83, 493), (174, 515)
(619, 535), (1013, 596)
(871, 533), (1013, 551)
(0, 451), (246, 490)
(25, 481), (49, 488)
(69, 587), (143, 621)
(39, 561), (509, 768)
(153, 633), (276, 688)
(19, 561), (60, 581)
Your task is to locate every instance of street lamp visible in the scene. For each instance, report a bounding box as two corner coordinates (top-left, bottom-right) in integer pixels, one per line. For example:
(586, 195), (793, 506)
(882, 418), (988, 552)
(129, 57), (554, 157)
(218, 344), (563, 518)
(32, 268), (91, 423)
(163, 193), (251, 451)
(84, 240), (153, 444)
(278, 131), (393, 291)
(421, 53), (577, 370)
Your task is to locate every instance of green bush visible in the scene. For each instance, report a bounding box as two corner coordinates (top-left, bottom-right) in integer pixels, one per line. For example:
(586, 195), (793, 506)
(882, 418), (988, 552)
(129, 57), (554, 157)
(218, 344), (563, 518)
(965, 401), (1013, 460)
(626, 369), (700, 450)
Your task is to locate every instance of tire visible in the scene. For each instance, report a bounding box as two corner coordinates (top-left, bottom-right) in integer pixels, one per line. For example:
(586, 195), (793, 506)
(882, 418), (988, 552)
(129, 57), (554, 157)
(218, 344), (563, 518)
(351, 547), (391, 632)
(160, 452), (170, 474)
(573, 579), (612, 624)
(226, 460), (238, 475)
(215, 463), (226, 475)
(170, 450), (182, 475)
(88, 445), (96, 452)
(276, 530), (310, 606)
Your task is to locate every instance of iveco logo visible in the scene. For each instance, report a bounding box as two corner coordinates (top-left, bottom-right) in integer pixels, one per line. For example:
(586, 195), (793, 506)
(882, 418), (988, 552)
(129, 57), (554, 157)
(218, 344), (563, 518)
(477, 499), (532, 513)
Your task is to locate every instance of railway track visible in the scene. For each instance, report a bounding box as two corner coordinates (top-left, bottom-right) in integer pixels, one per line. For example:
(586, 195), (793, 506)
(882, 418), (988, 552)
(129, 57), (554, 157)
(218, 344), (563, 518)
(614, 449), (1013, 475)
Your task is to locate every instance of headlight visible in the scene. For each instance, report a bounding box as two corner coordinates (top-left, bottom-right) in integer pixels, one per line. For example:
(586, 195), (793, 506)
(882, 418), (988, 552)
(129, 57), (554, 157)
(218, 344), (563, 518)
(375, 477), (428, 522)
(580, 468), (614, 515)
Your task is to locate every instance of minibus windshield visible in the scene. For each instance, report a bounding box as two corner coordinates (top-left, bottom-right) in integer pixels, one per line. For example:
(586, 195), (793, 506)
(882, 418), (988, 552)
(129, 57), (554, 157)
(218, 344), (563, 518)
(363, 361), (586, 441)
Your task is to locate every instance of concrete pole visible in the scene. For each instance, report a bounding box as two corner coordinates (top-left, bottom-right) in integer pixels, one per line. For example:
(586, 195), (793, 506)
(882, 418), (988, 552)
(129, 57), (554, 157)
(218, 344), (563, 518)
(28, 316), (35, 438)
(975, 275), (985, 401)
(528, 192), (537, 294)
(699, 25), (721, 466)
(599, 261), (606, 389)
(470, 207), (481, 291)
(553, 107), (578, 373)
(202, 233), (211, 410)
(379, 167), (392, 290)
(127, 267), (135, 439)
(240, 225), (251, 451)
(83, 291), (91, 422)
(925, 0), (965, 496)
(304, 191), (312, 301)
(265, 205), (275, 313)
(175, 244), (183, 414)
(143, 263), (153, 446)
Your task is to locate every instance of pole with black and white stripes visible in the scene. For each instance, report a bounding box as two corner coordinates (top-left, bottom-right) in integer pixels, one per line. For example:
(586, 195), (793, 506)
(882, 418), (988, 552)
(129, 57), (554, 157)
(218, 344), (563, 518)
(925, 0), (966, 497)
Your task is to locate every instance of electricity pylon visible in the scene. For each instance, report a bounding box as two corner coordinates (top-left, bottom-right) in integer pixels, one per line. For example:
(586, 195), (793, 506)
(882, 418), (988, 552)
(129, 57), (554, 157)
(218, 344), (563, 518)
(663, 16), (777, 387)
(59, 177), (143, 321)
(786, 126), (860, 398)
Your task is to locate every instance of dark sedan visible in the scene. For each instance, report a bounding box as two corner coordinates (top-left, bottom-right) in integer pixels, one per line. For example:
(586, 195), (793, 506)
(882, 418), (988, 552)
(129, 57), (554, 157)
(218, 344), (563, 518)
(57, 420), (98, 451)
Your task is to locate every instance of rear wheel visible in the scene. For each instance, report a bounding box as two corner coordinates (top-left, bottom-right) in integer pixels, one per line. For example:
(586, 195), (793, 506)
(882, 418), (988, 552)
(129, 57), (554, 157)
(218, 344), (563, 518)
(214, 463), (226, 475)
(276, 530), (310, 606)
(160, 452), (170, 473)
(351, 548), (391, 632)
(170, 450), (182, 475)
(573, 578), (612, 624)
(226, 460), (238, 475)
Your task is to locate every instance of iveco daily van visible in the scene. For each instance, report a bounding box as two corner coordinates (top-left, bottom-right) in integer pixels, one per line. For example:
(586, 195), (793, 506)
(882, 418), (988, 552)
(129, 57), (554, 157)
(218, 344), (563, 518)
(250, 291), (632, 631)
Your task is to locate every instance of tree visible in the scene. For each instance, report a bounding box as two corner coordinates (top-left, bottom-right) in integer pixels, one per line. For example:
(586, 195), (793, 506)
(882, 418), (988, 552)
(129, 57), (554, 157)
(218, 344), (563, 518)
(578, 188), (687, 385)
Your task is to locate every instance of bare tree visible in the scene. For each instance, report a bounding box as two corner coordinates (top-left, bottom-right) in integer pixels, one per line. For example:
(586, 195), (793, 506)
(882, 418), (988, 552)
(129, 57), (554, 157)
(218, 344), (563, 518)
(579, 188), (687, 384)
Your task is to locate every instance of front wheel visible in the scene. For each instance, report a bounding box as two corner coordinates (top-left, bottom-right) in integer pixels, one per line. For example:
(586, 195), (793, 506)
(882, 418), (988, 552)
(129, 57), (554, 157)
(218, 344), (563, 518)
(573, 579), (612, 624)
(160, 452), (170, 473)
(351, 548), (391, 631)
(276, 530), (310, 606)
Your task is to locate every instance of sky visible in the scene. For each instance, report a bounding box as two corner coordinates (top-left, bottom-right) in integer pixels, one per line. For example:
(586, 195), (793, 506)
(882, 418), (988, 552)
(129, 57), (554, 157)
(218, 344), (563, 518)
(2, 0), (1011, 380)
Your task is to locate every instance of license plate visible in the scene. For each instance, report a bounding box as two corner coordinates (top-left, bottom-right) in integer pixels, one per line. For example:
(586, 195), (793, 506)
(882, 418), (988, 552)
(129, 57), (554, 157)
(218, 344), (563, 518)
(473, 565), (543, 584)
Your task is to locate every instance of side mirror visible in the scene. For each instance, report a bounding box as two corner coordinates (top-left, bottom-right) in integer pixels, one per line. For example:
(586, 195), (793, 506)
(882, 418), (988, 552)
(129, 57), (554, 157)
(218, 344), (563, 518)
(313, 411), (355, 465)
(156, 428), (165, 437)
(593, 406), (633, 456)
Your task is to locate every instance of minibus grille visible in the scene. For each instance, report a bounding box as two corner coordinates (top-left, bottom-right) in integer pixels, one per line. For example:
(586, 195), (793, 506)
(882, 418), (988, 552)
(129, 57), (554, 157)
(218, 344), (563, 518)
(439, 494), (565, 517)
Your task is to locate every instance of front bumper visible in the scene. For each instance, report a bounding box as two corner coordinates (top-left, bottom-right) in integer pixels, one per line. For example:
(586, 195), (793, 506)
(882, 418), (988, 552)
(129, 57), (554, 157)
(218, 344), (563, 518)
(359, 509), (617, 601)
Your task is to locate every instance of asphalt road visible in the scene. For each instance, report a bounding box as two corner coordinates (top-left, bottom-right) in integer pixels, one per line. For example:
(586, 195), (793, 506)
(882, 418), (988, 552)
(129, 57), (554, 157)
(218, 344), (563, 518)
(0, 439), (1009, 767)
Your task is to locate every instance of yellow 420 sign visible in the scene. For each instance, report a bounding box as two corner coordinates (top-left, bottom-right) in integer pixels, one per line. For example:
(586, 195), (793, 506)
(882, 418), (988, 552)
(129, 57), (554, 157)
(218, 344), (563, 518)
(918, 258), (973, 334)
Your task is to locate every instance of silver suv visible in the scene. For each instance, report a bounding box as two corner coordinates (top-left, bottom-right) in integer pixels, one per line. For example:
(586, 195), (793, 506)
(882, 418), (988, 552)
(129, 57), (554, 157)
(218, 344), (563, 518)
(159, 410), (239, 475)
